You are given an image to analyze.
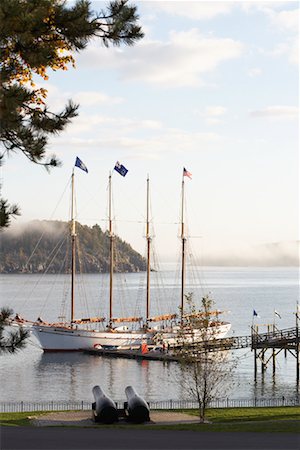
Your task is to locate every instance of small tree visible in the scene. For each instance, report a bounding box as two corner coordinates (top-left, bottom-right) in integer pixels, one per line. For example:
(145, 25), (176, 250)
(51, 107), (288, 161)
(0, 307), (29, 353)
(175, 293), (235, 423)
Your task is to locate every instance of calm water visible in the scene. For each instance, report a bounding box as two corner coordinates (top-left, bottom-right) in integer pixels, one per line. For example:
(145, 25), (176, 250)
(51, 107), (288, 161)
(0, 266), (299, 402)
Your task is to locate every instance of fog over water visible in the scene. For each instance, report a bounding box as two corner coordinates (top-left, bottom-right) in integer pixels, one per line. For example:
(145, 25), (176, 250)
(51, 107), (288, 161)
(3, 220), (299, 268)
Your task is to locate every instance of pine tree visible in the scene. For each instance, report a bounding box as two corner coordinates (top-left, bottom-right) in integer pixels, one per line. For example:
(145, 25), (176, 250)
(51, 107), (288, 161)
(0, 307), (29, 354)
(0, 0), (144, 228)
(0, 197), (20, 228)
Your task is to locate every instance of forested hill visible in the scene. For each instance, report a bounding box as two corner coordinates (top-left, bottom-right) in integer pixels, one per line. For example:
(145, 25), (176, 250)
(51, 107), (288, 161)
(0, 220), (146, 274)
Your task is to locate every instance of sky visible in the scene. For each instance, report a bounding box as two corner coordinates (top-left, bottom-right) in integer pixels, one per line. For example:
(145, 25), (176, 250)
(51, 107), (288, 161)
(2, 0), (299, 264)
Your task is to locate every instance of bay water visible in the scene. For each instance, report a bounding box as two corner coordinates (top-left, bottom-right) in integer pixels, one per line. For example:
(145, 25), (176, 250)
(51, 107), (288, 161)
(0, 266), (299, 403)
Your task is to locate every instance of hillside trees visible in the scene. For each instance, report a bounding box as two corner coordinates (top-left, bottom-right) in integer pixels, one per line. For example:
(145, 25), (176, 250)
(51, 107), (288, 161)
(0, 0), (144, 228)
(0, 220), (146, 273)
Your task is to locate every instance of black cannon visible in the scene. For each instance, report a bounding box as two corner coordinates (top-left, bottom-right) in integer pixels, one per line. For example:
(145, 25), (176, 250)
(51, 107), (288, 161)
(92, 385), (118, 424)
(124, 386), (150, 423)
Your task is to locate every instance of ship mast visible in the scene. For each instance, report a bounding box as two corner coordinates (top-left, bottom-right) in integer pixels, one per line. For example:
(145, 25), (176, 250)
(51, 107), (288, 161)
(180, 173), (186, 325)
(71, 169), (76, 326)
(146, 176), (151, 327)
(108, 172), (114, 329)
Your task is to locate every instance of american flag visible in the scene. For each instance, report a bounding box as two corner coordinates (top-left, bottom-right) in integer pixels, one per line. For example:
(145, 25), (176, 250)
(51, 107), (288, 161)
(183, 167), (192, 179)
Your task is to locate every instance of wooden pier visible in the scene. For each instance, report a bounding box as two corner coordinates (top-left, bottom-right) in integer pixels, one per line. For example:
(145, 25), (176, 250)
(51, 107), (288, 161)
(85, 324), (299, 383)
(251, 325), (300, 382)
(84, 335), (253, 361)
(85, 347), (178, 361)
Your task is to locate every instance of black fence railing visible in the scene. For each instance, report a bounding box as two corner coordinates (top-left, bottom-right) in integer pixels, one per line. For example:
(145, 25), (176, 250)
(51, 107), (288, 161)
(0, 396), (299, 413)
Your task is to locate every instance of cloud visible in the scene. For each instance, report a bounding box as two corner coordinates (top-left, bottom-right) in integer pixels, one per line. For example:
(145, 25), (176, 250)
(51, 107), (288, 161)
(51, 125), (222, 160)
(31, 82), (125, 111)
(73, 91), (124, 107)
(242, 3), (298, 32)
(268, 38), (299, 65)
(148, 1), (234, 20)
(242, 4), (298, 66)
(256, 5), (299, 66)
(248, 67), (262, 77)
(288, 38), (299, 65)
(77, 29), (244, 87)
(267, 7), (299, 32)
(195, 106), (227, 126)
(249, 106), (299, 120)
(205, 106), (227, 117)
(65, 114), (163, 134)
(123, 30), (244, 87)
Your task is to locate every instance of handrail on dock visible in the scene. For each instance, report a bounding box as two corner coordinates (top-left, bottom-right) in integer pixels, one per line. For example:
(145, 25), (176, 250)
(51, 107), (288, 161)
(251, 327), (298, 348)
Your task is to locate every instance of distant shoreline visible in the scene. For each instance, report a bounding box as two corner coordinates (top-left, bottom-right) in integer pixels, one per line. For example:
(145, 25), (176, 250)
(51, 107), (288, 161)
(0, 265), (298, 275)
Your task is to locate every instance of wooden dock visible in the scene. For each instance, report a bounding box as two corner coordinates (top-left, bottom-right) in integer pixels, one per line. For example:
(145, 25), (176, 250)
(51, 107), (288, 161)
(84, 334), (254, 361)
(84, 325), (300, 383)
(85, 347), (178, 361)
(251, 326), (299, 382)
(251, 326), (298, 349)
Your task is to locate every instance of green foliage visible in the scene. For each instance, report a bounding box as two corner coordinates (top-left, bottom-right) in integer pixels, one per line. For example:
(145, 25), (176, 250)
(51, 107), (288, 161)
(0, 307), (29, 353)
(0, 0), (143, 228)
(0, 197), (20, 228)
(0, 220), (146, 273)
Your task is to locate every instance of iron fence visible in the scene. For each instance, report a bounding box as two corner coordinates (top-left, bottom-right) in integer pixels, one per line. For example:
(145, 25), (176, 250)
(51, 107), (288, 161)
(0, 396), (299, 413)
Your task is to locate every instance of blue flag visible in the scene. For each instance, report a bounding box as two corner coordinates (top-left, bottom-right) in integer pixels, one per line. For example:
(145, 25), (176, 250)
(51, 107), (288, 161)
(75, 157), (88, 173)
(114, 161), (128, 177)
(253, 310), (258, 317)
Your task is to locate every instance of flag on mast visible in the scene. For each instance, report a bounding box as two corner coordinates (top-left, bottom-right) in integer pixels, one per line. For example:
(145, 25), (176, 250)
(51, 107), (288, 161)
(114, 161), (128, 177)
(75, 157), (88, 173)
(253, 309), (259, 317)
(183, 167), (192, 179)
(274, 310), (281, 319)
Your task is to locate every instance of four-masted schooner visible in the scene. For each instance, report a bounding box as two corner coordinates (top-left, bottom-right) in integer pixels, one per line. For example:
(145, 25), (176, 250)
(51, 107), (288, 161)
(14, 161), (230, 351)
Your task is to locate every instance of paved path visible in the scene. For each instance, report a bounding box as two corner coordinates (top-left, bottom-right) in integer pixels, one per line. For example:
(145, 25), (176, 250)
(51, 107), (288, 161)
(30, 410), (199, 427)
(2, 426), (299, 450)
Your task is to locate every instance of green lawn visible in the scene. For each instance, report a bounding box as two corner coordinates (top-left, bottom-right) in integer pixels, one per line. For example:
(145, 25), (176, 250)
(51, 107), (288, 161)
(187, 406), (300, 423)
(0, 411), (46, 427)
(159, 407), (300, 433)
(0, 407), (299, 433)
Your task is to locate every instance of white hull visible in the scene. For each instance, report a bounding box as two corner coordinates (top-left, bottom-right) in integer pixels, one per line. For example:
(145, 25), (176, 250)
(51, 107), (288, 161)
(31, 325), (152, 352)
(158, 322), (232, 347)
(30, 322), (231, 351)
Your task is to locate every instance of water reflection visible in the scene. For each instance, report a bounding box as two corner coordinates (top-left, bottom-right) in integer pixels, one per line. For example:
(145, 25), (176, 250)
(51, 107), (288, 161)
(34, 351), (182, 402)
(0, 344), (298, 402)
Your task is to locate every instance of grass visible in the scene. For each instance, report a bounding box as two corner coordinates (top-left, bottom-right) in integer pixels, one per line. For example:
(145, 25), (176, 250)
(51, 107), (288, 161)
(186, 406), (300, 423)
(0, 407), (299, 433)
(158, 406), (300, 433)
(0, 411), (46, 427)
